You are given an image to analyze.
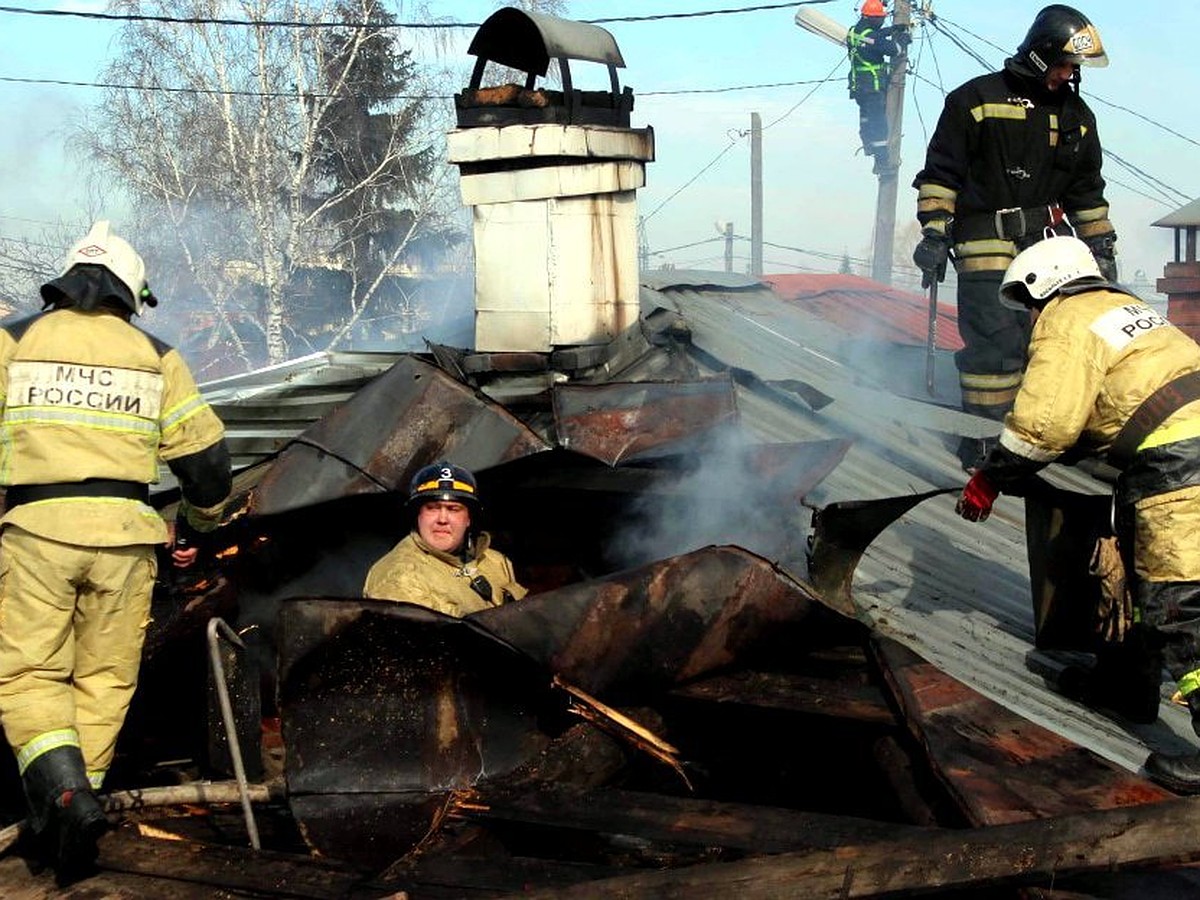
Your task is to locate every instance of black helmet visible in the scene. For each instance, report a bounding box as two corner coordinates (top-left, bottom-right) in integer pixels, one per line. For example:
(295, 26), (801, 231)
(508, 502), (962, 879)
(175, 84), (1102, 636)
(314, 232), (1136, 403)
(407, 461), (480, 513)
(1016, 5), (1107, 74)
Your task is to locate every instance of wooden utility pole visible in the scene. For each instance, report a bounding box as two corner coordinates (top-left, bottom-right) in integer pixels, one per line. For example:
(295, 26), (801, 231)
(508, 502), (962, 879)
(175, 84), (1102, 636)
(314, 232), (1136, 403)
(750, 112), (763, 276)
(871, 0), (911, 285)
(724, 222), (735, 272)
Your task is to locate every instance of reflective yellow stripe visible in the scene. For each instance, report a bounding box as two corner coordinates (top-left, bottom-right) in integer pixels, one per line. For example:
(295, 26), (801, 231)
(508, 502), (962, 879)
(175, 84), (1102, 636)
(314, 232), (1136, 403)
(971, 103), (1027, 122)
(954, 238), (1017, 258)
(1138, 417), (1200, 453)
(1178, 668), (1200, 699)
(1072, 205), (1110, 223)
(2, 407), (159, 437)
(955, 255), (1015, 273)
(415, 479), (475, 495)
(960, 371), (1022, 389)
(960, 372), (1022, 409)
(88, 770), (106, 790)
(17, 728), (80, 774)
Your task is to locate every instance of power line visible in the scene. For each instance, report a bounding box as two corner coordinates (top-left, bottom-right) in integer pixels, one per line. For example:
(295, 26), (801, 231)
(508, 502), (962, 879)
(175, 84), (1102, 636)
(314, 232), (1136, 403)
(0, 72), (837, 100)
(0, 2), (829, 29)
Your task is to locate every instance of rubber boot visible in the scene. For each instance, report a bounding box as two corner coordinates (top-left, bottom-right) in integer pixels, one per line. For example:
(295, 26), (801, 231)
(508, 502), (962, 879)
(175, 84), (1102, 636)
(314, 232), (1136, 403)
(1056, 627), (1163, 724)
(1145, 693), (1200, 794)
(21, 745), (109, 883)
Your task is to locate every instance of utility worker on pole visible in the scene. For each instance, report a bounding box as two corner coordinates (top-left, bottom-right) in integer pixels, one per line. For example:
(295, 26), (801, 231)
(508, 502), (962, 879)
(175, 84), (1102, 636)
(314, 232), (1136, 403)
(954, 236), (1200, 789)
(911, 5), (1115, 470)
(0, 221), (232, 880)
(364, 461), (526, 617)
(846, 0), (908, 159)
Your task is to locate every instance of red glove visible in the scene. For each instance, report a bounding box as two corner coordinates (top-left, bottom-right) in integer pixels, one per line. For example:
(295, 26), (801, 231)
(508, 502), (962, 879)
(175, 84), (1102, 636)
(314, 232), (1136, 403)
(956, 471), (999, 522)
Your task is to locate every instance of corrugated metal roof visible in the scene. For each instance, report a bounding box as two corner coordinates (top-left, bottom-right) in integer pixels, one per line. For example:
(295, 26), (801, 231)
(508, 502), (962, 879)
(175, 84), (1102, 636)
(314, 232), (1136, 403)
(762, 271), (965, 351)
(642, 272), (1198, 776)
(194, 272), (1199, 781)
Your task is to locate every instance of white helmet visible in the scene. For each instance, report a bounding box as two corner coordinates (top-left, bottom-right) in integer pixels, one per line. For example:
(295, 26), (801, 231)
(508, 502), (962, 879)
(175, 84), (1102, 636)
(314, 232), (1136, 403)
(62, 220), (158, 315)
(999, 235), (1103, 310)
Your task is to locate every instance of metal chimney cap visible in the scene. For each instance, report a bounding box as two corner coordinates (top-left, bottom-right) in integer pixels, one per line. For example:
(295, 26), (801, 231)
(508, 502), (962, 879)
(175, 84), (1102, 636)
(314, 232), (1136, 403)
(467, 7), (626, 76)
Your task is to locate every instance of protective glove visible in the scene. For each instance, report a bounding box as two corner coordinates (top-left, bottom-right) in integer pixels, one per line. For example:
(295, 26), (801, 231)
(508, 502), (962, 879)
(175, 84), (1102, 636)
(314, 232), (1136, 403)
(1083, 233), (1118, 282)
(1089, 535), (1131, 642)
(912, 231), (951, 289)
(955, 470), (999, 522)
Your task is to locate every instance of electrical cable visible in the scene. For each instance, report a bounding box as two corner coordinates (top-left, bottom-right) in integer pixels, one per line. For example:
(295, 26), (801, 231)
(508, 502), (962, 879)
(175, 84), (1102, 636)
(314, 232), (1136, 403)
(0, 1), (834, 29)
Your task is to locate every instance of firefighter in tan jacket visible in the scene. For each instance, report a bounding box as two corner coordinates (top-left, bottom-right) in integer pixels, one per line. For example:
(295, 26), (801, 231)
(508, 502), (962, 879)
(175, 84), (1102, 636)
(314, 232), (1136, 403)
(0, 222), (231, 877)
(953, 235), (1200, 793)
(364, 461), (526, 617)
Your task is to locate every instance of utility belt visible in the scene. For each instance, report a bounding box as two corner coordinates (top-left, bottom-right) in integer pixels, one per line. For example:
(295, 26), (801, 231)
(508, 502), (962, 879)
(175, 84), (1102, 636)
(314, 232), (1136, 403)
(955, 203), (1065, 243)
(3, 479), (149, 511)
(1110, 370), (1200, 470)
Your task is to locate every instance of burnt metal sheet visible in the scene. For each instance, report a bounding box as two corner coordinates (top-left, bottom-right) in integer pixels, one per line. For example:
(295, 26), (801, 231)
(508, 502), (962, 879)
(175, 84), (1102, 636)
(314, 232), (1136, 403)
(249, 355), (550, 517)
(551, 377), (738, 465)
(467, 8), (625, 74)
(278, 598), (557, 867)
(807, 488), (958, 617)
(473, 544), (829, 698)
(872, 635), (1175, 825)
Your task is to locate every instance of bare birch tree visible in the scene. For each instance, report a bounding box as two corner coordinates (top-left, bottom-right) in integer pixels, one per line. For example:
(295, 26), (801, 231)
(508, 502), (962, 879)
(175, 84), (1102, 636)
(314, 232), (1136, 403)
(78, 0), (458, 370)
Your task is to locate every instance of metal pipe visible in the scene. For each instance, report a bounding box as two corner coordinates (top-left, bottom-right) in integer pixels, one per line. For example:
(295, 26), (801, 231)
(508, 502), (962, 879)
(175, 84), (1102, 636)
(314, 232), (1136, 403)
(206, 616), (261, 850)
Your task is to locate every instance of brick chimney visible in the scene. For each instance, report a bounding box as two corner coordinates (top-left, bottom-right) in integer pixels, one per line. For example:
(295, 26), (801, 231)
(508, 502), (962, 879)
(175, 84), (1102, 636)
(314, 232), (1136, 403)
(446, 9), (654, 354)
(1154, 197), (1200, 343)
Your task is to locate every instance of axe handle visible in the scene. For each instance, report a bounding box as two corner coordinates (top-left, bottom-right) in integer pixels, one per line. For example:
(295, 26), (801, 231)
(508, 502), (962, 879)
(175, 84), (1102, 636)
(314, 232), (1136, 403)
(925, 278), (939, 396)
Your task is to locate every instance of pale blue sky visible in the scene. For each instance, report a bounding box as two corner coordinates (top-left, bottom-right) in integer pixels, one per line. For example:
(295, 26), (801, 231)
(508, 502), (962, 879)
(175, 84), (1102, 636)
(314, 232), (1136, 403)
(1, 1), (1195, 292)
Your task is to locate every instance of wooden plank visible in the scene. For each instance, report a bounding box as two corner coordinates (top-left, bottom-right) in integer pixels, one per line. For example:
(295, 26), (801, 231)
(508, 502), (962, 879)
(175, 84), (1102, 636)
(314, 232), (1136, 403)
(502, 793), (1200, 899)
(90, 825), (386, 898)
(669, 669), (895, 724)
(463, 784), (932, 855)
(871, 635), (1174, 825)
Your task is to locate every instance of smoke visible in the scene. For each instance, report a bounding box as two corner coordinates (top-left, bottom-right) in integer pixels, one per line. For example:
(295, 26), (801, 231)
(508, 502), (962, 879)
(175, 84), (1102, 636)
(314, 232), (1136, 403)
(605, 425), (808, 574)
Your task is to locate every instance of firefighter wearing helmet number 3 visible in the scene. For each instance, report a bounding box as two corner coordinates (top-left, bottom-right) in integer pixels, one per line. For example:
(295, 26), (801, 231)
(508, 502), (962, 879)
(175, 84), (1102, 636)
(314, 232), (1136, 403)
(364, 461), (526, 617)
(0, 221), (232, 880)
(912, 5), (1115, 470)
(956, 235), (1200, 795)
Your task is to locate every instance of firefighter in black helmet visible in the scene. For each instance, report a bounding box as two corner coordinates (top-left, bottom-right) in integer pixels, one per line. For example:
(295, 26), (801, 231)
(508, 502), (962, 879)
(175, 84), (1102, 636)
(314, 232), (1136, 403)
(363, 461), (526, 616)
(911, 5), (1115, 470)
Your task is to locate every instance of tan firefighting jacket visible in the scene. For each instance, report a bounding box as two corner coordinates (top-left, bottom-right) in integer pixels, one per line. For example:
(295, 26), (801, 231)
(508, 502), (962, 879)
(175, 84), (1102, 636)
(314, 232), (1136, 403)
(997, 286), (1200, 582)
(363, 530), (527, 617)
(0, 309), (228, 546)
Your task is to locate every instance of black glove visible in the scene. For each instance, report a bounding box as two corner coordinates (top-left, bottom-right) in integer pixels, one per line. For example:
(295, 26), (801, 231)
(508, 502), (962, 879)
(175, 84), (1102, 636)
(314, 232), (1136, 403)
(913, 230), (951, 289)
(1084, 233), (1118, 282)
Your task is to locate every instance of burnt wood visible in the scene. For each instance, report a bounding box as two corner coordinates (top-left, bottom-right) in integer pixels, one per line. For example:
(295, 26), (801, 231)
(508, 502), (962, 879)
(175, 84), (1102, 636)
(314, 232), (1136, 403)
(501, 793), (1200, 899)
(463, 784), (932, 855)
(871, 635), (1173, 824)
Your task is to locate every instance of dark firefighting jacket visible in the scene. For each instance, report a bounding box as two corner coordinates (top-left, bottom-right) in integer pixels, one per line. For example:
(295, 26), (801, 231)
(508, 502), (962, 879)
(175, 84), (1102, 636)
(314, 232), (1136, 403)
(980, 284), (1200, 586)
(914, 60), (1114, 274)
(0, 308), (230, 546)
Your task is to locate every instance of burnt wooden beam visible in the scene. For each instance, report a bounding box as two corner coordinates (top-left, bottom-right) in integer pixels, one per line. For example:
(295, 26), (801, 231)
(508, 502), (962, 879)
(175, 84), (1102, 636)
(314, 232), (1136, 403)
(90, 825), (383, 899)
(463, 784), (932, 855)
(501, 793), (1200, 899)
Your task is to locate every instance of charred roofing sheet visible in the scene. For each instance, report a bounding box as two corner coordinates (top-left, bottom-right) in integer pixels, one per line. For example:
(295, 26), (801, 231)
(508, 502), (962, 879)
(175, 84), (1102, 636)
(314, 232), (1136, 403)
(642, 272), (1198, 775)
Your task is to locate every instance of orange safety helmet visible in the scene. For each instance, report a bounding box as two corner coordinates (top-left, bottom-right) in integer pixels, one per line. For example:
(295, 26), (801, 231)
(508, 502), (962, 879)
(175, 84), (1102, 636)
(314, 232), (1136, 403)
(861, 0), (886, 16)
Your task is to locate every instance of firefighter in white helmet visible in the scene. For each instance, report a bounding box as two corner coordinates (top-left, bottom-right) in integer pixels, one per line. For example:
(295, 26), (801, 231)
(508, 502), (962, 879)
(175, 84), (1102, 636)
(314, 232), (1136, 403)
(363, 461), (526, 617)
(954, 235), (1200, 792)
(0, 221), (231, 878)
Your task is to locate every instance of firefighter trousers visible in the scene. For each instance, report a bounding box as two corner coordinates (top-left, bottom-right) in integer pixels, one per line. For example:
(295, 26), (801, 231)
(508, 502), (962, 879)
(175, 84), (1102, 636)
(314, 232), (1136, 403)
(953, 271), (1031, 420)
(0, 526), (156, 786)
